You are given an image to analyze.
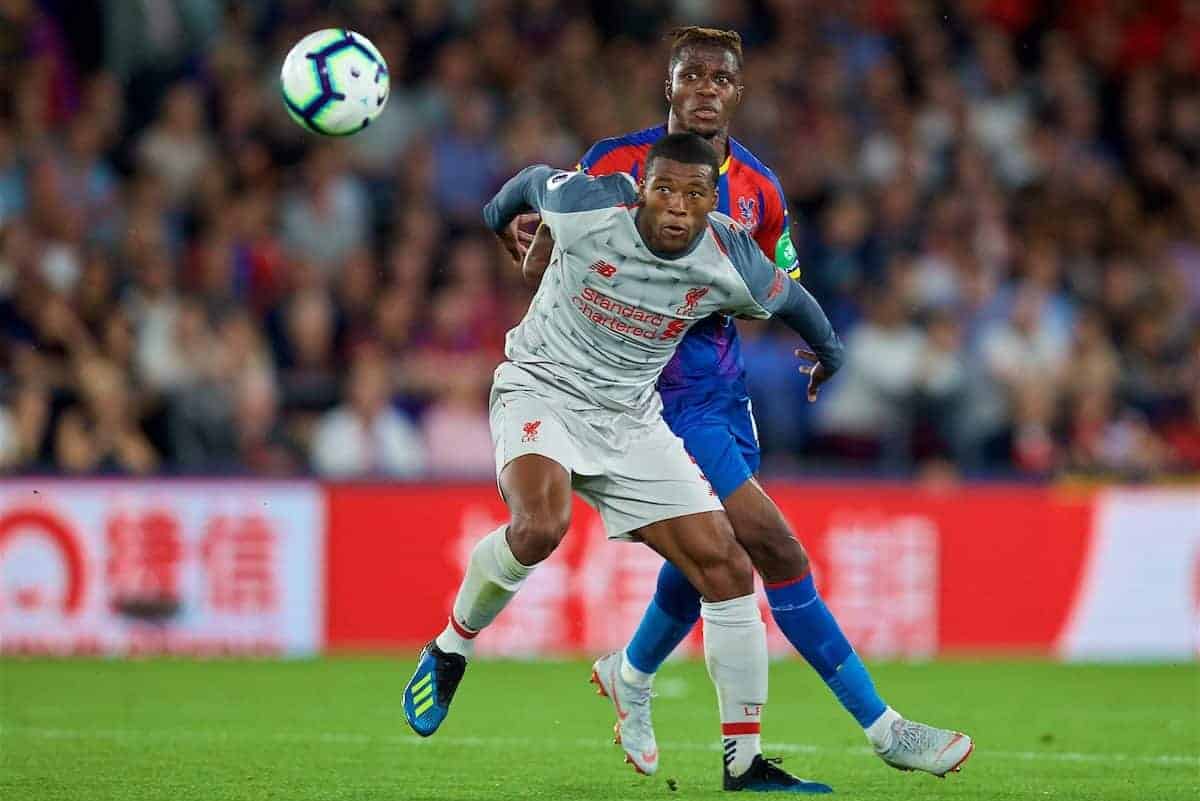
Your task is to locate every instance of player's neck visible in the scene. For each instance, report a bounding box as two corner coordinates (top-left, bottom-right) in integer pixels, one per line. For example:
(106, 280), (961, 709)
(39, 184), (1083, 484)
(667, 115), (729, 166)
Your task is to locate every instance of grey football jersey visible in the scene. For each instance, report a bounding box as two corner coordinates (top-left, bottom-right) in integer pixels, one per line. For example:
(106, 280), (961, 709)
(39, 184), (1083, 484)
(483, 165), (842, 421)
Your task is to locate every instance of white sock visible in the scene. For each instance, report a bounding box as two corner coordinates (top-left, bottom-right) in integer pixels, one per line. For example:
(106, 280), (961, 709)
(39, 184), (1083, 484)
(865, 706), (903, 751)
(434, 527), (535, 658)
(619, 649), (654, 689)
(702, 594), (767, 778)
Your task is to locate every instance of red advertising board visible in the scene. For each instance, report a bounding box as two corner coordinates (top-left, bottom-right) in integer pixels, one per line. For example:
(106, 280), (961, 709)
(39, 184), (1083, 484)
(3, 481), (1193, 660)
(769, 485), (1094, 656)
(324, 483), (1144, 658)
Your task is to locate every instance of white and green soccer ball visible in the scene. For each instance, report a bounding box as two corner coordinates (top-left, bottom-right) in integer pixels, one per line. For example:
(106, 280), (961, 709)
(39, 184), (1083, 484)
(280, 29), (389, 136)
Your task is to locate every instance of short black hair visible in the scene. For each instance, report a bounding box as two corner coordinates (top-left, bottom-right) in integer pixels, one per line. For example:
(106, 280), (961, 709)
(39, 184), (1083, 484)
(645, 133), (721, 187)
(667, 26), (744, 75)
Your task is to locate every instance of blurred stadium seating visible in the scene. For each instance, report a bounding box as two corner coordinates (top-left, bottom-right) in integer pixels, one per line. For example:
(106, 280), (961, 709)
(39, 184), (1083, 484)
(0, 0), (1197, 484)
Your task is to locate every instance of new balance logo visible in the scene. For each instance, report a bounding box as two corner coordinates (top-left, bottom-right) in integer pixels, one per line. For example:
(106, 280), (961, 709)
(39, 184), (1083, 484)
(522, 420), (541, 443)
(589, 260), (618, 278)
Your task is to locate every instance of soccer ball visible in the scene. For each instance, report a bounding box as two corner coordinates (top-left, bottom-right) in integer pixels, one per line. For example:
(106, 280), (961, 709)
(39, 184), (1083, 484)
(280, 29), (389, 136)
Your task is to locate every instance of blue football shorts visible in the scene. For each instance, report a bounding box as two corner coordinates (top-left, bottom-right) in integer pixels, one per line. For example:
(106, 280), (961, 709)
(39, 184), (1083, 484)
(662, 391), (761, 502)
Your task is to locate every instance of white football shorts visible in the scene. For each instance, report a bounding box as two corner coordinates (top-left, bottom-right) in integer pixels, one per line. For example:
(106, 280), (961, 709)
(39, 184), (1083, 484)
(489, 363), (722, 540)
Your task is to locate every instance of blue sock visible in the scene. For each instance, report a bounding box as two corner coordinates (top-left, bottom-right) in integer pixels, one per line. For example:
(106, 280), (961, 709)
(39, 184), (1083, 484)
(624, 561), (701, 674)
(766, 573), (887, 728)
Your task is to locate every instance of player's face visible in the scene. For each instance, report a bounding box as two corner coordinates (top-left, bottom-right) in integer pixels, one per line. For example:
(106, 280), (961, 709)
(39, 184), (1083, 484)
(637, 158), (718, 253)
(666, 45), (742, 138)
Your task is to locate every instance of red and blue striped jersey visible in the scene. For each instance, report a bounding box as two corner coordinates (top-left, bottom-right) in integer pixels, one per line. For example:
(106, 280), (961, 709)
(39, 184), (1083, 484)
(578, 124), (799, 402)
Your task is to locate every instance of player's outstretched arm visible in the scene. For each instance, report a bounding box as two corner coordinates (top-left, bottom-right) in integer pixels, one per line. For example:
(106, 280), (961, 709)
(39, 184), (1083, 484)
(483, 165), (558, 234)
(716, 222), (844, 396)
(484, 166), (637, 265)
(759, 276), (844, 404)
(763, 278), (843, 373)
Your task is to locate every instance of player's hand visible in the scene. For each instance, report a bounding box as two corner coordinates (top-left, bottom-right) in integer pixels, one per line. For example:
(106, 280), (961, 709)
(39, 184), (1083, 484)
(522, 223), (555, 287)
(498, 213), (540, 263)
(795, 347), (832, 402)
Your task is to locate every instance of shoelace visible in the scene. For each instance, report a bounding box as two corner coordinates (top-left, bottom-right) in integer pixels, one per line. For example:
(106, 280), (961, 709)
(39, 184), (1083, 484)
(433, 652), (465, 705)
(893, 721), (938, 753)
(627, 686), (654, 708)
(758, 756), (798, 782)
(621, 683), (655, 739)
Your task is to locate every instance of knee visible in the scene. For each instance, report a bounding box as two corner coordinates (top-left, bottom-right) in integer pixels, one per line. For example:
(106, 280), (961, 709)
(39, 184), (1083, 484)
(507, 507), (570, 564)
(736, 512), (810, 583)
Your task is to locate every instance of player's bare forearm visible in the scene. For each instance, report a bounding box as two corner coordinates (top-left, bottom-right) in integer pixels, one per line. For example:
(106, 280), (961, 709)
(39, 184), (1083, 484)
(522, 224), (554, 286)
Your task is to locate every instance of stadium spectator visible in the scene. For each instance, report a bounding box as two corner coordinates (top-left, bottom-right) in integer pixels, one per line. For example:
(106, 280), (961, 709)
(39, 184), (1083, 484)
(310, 348), (426, 478)
(420, 372), (494, 478)
(229, 364), (303, 476)
(281, 145), (370, 273)
(274, 287), (341, 415)
(136, 82), (217, 208)
(430, 89), (505, 224)
(814, 285), (924, 467)
(55, 356), (158, 475)
(0, 401), (16, 471)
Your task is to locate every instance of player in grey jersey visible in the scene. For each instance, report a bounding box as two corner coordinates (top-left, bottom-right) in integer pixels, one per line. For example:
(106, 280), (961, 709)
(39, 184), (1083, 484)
(403, 133), (841, 792)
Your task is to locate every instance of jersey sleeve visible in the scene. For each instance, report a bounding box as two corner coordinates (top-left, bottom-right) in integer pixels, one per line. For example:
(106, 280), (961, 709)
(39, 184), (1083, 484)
(753, 173), (801, 280)
(712, 220), (843, 373)
(483, 165), (636, 233)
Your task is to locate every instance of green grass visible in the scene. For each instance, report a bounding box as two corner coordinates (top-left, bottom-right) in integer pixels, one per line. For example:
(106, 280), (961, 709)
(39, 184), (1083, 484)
(1, 657), (1196, 800)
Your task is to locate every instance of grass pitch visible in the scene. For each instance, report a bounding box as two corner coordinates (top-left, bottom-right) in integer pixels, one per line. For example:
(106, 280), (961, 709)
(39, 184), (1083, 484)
(1, 657), (1196, 800)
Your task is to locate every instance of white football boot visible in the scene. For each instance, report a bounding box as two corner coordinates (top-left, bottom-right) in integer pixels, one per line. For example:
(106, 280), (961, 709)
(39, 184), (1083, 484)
(589, 651), (659, 776)
(876, 717), (974, 777)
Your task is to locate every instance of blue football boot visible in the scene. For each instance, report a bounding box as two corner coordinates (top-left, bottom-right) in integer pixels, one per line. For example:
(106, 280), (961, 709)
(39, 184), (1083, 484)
(403, 642), (467, 737)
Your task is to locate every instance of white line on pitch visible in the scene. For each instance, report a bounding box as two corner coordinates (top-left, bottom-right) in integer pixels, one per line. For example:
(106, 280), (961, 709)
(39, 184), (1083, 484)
(3, 725), (1196, 768)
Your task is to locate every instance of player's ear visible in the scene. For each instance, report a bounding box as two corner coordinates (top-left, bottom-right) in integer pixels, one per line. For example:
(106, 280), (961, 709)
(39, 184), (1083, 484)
(636, 179), (646, 206)
(664, 79), (672, 104)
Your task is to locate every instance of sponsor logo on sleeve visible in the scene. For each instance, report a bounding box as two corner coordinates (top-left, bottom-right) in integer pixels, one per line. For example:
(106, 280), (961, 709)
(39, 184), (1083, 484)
(775, 229), (798, 271)
(546, 171), (578, 190)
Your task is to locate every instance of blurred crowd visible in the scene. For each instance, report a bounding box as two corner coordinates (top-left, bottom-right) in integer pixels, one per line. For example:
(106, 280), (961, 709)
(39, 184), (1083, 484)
(0, 0), (1197, 481)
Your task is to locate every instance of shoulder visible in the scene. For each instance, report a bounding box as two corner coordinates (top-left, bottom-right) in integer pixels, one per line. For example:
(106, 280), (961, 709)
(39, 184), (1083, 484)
(728, 138), (784, 187)
(540, 169), (638, 214)
(707, 212), (785, 293)
(580, 124), (666, 174)
(706, 212), (761, 260)
(728, 137), (787, 202)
